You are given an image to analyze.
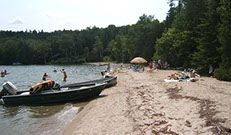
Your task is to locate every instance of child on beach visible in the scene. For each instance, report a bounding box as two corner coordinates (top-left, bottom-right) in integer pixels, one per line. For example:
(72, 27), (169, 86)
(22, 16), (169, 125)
(149, 63), (152, 72)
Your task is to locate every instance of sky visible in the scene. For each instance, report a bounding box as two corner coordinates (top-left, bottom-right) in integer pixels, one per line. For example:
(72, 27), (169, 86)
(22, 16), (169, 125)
(0, 0), (170, 32)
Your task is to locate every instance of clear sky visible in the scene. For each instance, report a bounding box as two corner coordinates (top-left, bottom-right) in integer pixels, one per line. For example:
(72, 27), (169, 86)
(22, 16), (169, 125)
(0, 0), (170, 32)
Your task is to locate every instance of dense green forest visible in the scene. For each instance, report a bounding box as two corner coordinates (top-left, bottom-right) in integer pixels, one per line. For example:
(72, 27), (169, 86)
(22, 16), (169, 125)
(0, 0), (230, 81)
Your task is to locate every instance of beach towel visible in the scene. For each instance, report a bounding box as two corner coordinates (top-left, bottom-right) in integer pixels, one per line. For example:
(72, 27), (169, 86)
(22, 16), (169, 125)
(164, 78), (195, 82)
(164, 79), (179, 82)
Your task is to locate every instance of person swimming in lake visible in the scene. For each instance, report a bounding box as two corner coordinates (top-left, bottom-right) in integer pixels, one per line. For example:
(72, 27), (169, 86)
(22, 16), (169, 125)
(1, 70), (7, 77)
(3, 70), (7, 75)
(61, 69), (67, 81)
(53, 68), (57, 72)
(42, 73), (48, 81)
(1, 71), (5, 77)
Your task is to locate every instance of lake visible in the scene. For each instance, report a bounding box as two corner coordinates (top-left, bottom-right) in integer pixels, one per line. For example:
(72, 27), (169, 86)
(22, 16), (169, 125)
(0, 64), (109, 135)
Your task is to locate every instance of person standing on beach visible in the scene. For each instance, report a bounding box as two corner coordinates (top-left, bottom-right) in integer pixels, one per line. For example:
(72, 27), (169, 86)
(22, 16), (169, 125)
(107, 63), (111, 72)
(149, 62), (152, 72)
(152, 60), (156, 70)
(158, 58), (162, 69)
(61, 69), (67, 81)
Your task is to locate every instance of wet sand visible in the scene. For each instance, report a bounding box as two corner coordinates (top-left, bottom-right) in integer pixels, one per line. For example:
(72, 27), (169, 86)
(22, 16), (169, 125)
(62, 65), (231, 135)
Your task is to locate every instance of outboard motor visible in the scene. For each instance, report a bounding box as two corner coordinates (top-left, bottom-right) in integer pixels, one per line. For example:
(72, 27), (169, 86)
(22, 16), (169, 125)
(3, 81), (18, 95)
(0, 81), (18, 97)
(0, 89), (7, 97)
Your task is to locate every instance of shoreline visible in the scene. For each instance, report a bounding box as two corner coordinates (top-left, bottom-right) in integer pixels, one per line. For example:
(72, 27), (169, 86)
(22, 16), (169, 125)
(62, 65), (231, 134)
(62, 98), (98, 135)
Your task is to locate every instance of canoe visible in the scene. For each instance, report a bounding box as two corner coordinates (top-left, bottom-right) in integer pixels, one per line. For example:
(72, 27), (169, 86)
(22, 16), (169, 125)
(0, 76), (117, 106)
(61, 75), (117, 88)
(14, 76), (117, 94)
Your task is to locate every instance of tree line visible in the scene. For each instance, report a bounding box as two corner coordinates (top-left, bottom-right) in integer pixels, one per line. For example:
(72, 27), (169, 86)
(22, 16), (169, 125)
(0, 0), (230, 81)
(155, 0), (231, 81)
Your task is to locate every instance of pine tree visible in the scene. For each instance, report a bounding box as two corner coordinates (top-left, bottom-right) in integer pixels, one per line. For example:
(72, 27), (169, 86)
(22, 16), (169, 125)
(214, 0), (231, 81)
(192, 0), (221, 75)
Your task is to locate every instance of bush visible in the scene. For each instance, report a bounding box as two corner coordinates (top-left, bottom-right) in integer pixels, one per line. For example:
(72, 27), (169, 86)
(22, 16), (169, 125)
(214, 66), (231, 81)
(103, 56), (112, 62)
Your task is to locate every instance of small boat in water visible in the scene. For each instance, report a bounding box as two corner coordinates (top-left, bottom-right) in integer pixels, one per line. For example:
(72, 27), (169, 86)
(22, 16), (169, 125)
(0, 76), (117, 106)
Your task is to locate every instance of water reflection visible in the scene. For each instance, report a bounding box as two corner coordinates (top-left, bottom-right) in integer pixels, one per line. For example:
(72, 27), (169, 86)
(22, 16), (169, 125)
(0, 106), (21, 118)
(27, 103), (86, 135)
(0, 103), (87, 135)
(0, 98), (90, 119)
(28, 105), (65, 118)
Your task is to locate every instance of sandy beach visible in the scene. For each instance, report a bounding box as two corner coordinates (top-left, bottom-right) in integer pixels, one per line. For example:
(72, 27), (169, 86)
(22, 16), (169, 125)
(62, 64), (231, 135)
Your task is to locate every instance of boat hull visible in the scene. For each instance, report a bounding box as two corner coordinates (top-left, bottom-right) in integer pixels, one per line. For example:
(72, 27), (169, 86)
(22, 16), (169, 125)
(2, 83), (106, 106)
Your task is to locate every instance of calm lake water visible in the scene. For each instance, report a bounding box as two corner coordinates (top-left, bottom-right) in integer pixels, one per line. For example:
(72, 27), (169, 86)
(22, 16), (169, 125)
(0, 64), (109, 135)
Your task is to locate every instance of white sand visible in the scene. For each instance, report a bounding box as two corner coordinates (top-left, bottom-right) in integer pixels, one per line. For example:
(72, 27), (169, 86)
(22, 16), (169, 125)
(62, 66), (231, 135)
